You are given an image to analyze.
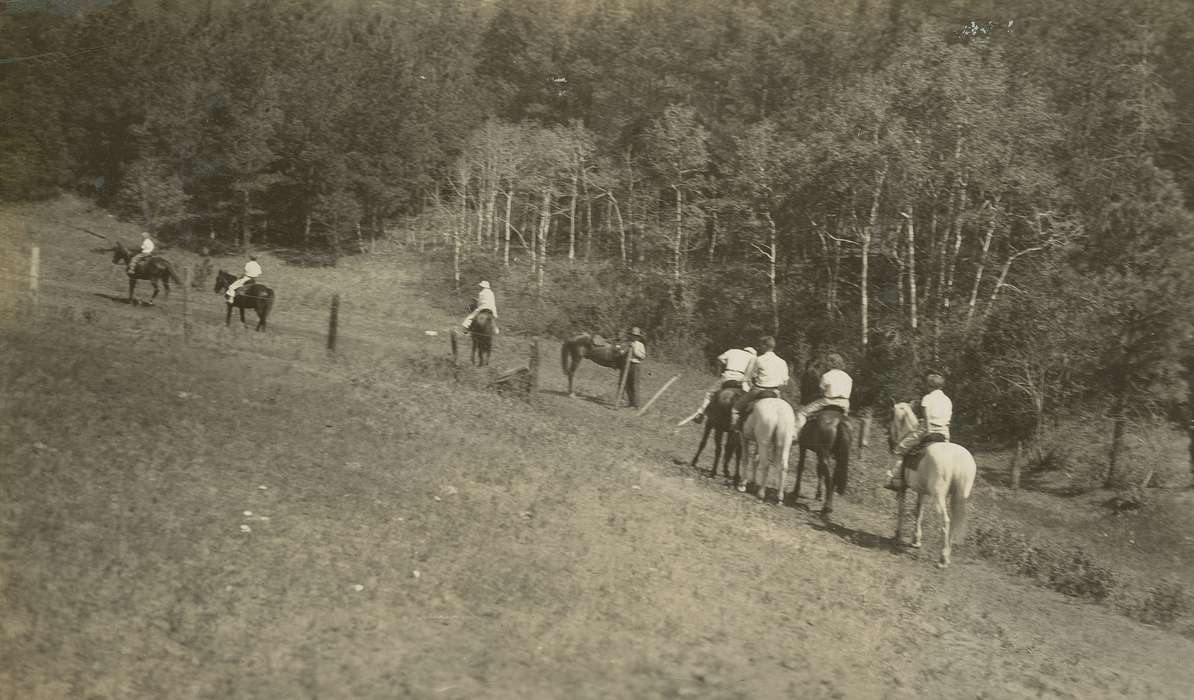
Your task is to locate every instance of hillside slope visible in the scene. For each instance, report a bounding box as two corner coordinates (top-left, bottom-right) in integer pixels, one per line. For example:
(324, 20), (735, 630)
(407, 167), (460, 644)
(3, 201), (1194, 699)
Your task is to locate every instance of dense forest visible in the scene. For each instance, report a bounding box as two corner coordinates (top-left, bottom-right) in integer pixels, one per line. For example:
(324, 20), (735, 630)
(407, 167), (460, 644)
(3, 0), (1193, 480)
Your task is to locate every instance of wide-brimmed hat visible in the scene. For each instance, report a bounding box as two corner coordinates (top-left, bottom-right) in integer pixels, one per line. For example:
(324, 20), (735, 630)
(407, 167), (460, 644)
(479, 281), (490, 289)
(628, 327), (643, 338)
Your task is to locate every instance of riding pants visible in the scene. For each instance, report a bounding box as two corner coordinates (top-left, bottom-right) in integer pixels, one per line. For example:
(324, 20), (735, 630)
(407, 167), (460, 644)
(226, 275), (257, 302)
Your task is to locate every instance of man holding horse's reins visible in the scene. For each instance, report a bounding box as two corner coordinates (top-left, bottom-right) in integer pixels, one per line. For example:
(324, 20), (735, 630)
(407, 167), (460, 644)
(226, 255), (263, 302)
(792, 352), (853, 436)
(683, 345), (756, 425)
(127, 231), (155, 275)
(462, 280), (499, 335)
(731, 336), (790, 429)
(886, 372), (953, 491)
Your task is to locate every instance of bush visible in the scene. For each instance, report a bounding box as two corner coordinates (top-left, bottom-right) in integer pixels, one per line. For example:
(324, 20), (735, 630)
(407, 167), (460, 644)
(1047, 548), (1116, 601)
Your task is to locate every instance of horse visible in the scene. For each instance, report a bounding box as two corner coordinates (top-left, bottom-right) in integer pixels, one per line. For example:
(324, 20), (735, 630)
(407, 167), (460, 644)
(690, 383), (744, 483)
(111, 240), (181, 305)
(450, 309), (495, 366)
(739, 397), (796, 503)
(888, 402), (977, 568)
(560, 333), (628, 397)
(213, 270), (274, 331)
(793, 407), (852, 515)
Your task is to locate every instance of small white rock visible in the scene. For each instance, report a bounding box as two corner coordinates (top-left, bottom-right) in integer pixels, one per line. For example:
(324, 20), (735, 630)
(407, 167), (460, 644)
(424, 330), (438, 336)
(258, 485), (268, 490)
(352, 584), (365, 592)
(240, 524), (252, 533)
(631, 485), (641, 490)
(243, 511), (253, 517)
(444, 485), (458, 496)
(412, 570), (421, 579)
(433, 496), (442, 502)
(33, 442), (47, 450)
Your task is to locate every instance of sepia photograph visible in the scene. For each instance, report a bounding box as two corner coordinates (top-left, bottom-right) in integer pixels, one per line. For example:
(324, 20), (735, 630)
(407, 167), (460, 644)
(2, 0), (1194, 697)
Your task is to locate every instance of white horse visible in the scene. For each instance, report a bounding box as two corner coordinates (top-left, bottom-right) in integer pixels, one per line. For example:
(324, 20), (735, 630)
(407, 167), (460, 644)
(888, 402), (977, 568)
(739, 398), (797, 503)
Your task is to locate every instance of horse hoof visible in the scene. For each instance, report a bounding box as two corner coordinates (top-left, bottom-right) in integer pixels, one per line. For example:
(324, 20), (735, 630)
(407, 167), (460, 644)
(936, 561), (949, 569)
(910, 541), (922, 549)
(736, 485), (747, 493)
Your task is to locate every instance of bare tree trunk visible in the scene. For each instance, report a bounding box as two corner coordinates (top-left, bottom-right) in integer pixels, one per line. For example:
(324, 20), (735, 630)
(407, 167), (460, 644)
(764, 211), (780, 337)
(906, 207), (918, 331)
(584, 177), (592, 261)
(861, 166), (888, 348)
(943, 180), (968, 313)
(569, 171), (578, 262)
(980, 246), (1044, 327)
(537, 188), (551, 302)
(503, 189), (513, 266)
(1106, 394), (1127, 487)
(241, 190), (252, 250)
(672, 184), (684, 282)
(708, 209), (719, 262)
(965, 217), (997, 327)
(487, 178), (499, 255)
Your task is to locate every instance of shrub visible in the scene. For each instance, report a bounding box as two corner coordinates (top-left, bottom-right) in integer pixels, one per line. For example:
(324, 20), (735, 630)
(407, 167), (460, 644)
(1047, 548), (1116, 601)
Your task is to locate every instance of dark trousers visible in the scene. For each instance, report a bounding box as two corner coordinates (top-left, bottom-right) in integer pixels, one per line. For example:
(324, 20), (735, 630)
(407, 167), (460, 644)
(624, 362), (640, 407)
(733, 386), (781, 414)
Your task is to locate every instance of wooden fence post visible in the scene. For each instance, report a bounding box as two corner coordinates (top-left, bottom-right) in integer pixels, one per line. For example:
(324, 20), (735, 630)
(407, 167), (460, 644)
(857, 408), (872, 452)
(182, 266), (192, 342)
(614, 355), (630, 408)
(528, 339), (540, 395)
(327, 294), (340, 353)
(29, 244), (39, 305)
(1011, 440), (1023, 490)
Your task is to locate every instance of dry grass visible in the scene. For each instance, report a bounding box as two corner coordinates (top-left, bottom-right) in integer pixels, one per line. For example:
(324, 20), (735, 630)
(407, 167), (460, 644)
(4, 197), (1194, 698)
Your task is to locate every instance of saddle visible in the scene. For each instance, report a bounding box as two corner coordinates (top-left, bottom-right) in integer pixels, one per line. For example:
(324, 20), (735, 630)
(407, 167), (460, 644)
(719, 380), (744, 391)
(591, 334), (610, 347)
(813, 405), (846, 416)
(901, 433), (948, 472)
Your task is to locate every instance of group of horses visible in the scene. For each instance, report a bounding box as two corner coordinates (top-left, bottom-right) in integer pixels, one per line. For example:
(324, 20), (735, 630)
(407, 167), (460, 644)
(686, 362), (976, 567)
(110, 241), (274, 331)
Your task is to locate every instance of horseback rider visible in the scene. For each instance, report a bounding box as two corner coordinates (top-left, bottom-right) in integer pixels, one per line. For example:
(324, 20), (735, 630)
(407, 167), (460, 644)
(731, 336), (789, 429)
(621, 327), (647, 408)
(127, 231), (155, 275)
(462, 280), (499, 335)
(885, 371), (953, 491)
(226, 255), (262, 302)
(684, 346), (757, 425)
(792, 352), (853, 436)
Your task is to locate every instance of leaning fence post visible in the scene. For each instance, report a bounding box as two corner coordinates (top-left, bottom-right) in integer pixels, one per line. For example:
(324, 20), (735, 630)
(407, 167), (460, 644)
(182, 267), (192, 342)
(327, 294), (340, 353)
(614, 354), (630, 408)
(637, 374), (681, 417)
(29, 244), (40, 305)
(528, 339), (540, 396)
(1011, 440), (1023, 490)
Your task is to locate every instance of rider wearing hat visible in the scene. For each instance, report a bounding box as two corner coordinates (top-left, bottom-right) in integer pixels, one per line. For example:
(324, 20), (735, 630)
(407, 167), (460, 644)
(463, 280), (499, 335)
(622, 327), (647, 408)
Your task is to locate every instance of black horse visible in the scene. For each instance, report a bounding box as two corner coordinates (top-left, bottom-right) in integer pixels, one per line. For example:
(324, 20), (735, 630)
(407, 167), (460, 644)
(214, 270), (274, 331)
(560, 333), (629, 397)
(792, 355), (851, 514)
(451, 309), (495, 366)
(111, 240), (181, 305)
(690, 383), (744, 484)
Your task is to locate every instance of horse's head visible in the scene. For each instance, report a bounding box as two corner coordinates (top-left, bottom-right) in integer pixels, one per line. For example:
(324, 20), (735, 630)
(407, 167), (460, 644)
(889, 401), (918, 451)
(213, 270), (234, 293)
(111, 241), (128, 264)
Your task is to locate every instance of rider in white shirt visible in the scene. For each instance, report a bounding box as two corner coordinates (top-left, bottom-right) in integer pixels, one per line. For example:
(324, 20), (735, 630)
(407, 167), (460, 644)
(128, 232), (155, 274)
(684, 346), (756, 425)
(463, 280), (499, 335)
(731, 336), (790, 427)
(793, 352), (853, 435)
(227, 256), (262, 302)
(886, 372), (953, 490)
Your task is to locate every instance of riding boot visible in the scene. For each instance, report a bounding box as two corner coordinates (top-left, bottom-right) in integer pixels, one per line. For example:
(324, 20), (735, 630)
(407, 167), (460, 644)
(884, 462), (906, 491)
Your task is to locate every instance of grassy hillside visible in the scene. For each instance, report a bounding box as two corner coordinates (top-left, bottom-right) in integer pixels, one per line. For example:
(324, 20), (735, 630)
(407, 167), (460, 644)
(3, 198), (1194, 698)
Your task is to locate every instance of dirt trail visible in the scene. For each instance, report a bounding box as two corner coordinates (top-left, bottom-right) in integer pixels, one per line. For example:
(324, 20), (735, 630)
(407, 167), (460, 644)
(3, 205), (1194, 698)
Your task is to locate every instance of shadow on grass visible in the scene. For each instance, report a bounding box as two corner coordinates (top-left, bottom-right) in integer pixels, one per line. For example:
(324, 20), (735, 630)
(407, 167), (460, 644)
(804, 510), (894, 553)
(540, 388), (613, 408)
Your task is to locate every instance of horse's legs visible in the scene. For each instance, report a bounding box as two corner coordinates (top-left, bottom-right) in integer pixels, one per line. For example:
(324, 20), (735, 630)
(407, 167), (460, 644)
(777, 435), (791, 506)
(148, 280), (159, 304)
(820, 454), (834, 515)
(239, 307), (247, 326)
(711, 431), (724, 477)
(691, 422), (712, 469)
(935, 490), (952, 568)
(127, 278), (136, 304)
(737, 438), (752, 493)
(911, 494), (925, 549)
(894, 490), (906, 545)
(793, 448), (805, 501)
(756, 441), (770, 501)
(225, 303), (233, 327)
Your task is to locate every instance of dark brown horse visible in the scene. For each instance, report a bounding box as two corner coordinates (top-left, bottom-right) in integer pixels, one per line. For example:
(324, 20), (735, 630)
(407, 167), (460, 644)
(450, 309), (495, 366)
(111, 240), (181, 305)
(690, 383), (744, 483)
(560, 333), (628, 397)
(214, 270), (274, 331)
(793, 407), (852, 515)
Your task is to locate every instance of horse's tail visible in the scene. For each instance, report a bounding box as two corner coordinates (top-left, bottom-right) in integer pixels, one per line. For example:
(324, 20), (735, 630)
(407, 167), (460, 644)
(832, 422), (850, 495)
(261, 289), (274, 322)
(949, 480), (969, 544)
